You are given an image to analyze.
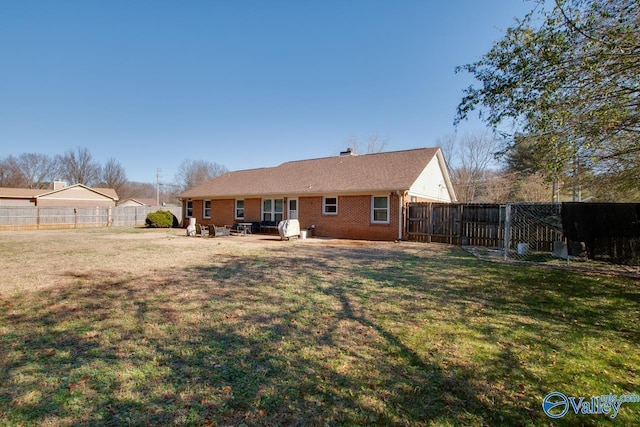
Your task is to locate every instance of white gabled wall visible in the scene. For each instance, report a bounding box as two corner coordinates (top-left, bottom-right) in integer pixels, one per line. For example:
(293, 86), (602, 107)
(408, 154), (454, 202)
(37, 185), (117, 207)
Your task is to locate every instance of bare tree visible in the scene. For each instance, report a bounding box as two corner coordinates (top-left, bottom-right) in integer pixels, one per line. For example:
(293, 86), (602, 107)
(174, 159), (228, 191)
(437, 131), (500, 202)
(343, 131), (389, 154)
(479, 170), (513, 203)
(118, 181), (157, 202)
(56, 147), (101, 186)
(17, 153), (57, 189)
(99, 157), (127, 195)
(0, 156), (24, 187)
(436, 134), (457, 176)
(509, 173), (552, 202)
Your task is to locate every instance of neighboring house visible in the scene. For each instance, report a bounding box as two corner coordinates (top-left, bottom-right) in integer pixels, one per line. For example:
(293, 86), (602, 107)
(118, 198), (181, 208)
(0, 183), (119, 207)
(118, 198), (159, 207)
(179, 147), (456, 241)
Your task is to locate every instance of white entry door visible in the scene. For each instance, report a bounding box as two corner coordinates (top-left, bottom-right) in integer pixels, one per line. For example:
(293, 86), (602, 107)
(288, 198), (298, 220)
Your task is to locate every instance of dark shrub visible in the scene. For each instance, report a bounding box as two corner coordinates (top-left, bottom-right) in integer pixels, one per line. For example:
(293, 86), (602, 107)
(145, 210), (174, 228)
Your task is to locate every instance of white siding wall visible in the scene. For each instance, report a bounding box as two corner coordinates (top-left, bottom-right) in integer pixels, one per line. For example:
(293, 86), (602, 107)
(408, 157), (453, 202)
(40, 186), (106, 202)
(38, 186), (116, 207)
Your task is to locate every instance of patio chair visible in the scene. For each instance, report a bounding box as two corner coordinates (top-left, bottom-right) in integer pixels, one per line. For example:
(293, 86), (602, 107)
(196, 223), (209, 237)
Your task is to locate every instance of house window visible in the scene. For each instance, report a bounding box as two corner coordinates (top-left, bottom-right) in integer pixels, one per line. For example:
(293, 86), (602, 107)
(323, 197), (338, 215)
(203, 200), (211, 218)
(372, 196), (389, 223)
(235, 199), (244, 219)
(186, 200), (193, 217)
(262, 198), (283, 222)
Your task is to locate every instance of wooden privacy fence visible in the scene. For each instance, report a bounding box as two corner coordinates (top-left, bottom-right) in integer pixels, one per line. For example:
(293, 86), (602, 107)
(407, 202), (640, 267)
(0, 206), (183, 231)
(561, 202), (640, 265)
(406, 203), (505, 246)
(406, 202), (563, 251)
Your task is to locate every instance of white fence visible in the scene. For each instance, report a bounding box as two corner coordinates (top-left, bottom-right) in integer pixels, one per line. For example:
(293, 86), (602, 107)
(0, 206), (183, 230)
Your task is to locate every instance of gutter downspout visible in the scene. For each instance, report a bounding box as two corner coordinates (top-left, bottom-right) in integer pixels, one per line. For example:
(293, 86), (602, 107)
(396, 190), (404, 241)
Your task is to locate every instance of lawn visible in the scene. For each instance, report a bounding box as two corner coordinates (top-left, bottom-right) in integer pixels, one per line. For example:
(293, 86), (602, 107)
(0, 228), (638, 426)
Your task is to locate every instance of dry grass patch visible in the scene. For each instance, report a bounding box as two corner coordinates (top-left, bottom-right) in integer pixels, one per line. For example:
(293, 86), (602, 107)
(1, 228), (638, 425)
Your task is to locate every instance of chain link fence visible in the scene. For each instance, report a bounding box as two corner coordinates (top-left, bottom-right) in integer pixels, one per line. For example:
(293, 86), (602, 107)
(502, 203), (639, 272)
(503, 203), (564, 262)
(408, 201), (639, 272)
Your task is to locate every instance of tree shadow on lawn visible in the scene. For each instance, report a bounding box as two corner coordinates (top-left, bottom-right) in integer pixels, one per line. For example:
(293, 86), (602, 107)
(1, 243), (638, 425)
(293, 243), (639, 422)
(367, 245), (639, 344)
(355, 245), (640, 419)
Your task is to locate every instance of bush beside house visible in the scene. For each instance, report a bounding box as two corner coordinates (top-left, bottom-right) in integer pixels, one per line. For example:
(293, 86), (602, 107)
(145, 210), (175, 228)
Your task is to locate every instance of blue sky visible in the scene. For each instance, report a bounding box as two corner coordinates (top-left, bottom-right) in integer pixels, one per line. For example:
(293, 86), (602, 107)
(1, 1), (534, 184)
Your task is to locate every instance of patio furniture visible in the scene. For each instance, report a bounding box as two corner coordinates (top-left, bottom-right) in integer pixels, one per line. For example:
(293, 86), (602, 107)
(196, 223), (209, 237)
(238, 222), (253, 236)
(213, 225), (231, 237)
(260, 221), (279, 234)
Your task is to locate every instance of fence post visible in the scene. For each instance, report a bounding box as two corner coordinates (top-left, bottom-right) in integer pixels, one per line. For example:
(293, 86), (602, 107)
(428, 203), (433, 243)
(503, 204), (511, 260)
(458, 204), (463, 245)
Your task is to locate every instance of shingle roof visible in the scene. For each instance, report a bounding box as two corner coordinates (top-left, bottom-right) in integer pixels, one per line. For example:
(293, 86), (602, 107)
(84, 187), (119, 200)
(180, 147), (442, 198)
(0, 188), (43, 198)
(0, 185), (119, 200)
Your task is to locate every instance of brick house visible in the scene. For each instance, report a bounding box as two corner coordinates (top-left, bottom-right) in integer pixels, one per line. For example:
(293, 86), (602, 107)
(179, 147), (456, 241)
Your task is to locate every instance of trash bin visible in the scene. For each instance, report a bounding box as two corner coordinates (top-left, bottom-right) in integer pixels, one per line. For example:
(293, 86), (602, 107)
(308, 225), (315, 238)
(517, 242), (529, 255)
(300, 230), (307, 240)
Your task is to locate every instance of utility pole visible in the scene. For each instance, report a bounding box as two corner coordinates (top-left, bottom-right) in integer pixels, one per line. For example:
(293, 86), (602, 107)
(156, 168), (161, 207)
(552, 179), (560, 203)
(572, 154), (581, 202)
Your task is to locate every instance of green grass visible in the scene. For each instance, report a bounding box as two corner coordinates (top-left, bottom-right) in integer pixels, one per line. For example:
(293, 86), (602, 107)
(1, 242), (638, 426)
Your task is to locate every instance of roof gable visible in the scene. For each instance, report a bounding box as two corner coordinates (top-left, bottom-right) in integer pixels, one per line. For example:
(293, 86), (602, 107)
(38, 184), (119, 201)
(408, 150), (457, 202)
(181, 147), (447, 198)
